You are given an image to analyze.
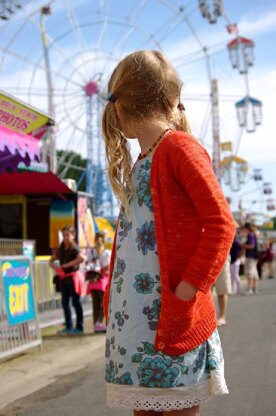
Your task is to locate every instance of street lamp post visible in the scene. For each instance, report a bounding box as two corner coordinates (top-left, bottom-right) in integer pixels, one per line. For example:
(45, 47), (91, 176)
(40, 5), (57, 173)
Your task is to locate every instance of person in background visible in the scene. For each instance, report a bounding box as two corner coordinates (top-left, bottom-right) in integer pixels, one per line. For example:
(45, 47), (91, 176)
(230, 233), (242, 294)
(242, 222), (259, 295)
(86, 231), (111, 333)
(214, 257), (232, 326)
(257, 241), (274, 279)
(213, 197), (234, 326)
(266, 242), (274, 279)
(50, 225), (85, 335)
(101, 50), (236, 416)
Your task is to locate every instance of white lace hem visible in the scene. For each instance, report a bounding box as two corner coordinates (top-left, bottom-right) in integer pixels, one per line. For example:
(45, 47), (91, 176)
(106, 369), (229, 411)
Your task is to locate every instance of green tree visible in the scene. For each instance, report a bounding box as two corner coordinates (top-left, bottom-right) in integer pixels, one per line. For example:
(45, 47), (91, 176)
(57, 150), (87, 192)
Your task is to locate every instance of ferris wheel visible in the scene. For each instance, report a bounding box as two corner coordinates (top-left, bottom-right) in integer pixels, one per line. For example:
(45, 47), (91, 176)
(0, 0), (268, 217)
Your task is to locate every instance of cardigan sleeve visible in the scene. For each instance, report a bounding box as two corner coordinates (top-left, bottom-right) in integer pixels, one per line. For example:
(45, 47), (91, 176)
(169, 133), (236, 293)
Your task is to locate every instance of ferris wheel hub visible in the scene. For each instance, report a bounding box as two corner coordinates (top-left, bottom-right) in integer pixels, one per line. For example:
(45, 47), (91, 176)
(84, 81), (99, 97)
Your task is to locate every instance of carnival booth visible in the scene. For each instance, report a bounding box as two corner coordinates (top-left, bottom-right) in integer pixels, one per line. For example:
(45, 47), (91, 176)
(0, 91), (81, 254)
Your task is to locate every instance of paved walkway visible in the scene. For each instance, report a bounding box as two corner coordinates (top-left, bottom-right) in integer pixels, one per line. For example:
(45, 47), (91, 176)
(1, 277), (276, 416)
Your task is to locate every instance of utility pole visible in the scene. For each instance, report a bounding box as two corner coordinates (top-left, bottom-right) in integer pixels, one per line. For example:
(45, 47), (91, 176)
(211, 79), (221, 182)
(40, 5), (57, 173)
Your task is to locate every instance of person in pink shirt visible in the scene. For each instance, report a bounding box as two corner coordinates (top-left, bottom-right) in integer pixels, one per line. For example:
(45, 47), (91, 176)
(86, 231), (111, 332)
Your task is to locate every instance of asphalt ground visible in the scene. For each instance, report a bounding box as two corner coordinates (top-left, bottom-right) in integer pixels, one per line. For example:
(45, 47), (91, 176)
(1, 277), (276, 416)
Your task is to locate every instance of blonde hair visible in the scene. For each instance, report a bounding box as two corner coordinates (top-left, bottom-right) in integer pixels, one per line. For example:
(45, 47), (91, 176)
(102, 50), (191, 209)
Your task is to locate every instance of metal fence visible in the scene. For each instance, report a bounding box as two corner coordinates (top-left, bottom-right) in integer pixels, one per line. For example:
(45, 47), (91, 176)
(33, 259), (62, 313)
(0, 256), (42, 360)
(33, 260), (91, 329)
(0, 238), (23, 255)
(0, 239), (91, 332)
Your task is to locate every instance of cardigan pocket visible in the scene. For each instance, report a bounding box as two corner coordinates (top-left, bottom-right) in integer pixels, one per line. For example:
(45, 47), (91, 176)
(161, 290), (197, 343)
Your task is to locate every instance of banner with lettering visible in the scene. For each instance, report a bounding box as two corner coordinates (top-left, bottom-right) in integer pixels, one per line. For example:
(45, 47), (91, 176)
(0, 90), (53, 138)
(2, 258), (36, 325)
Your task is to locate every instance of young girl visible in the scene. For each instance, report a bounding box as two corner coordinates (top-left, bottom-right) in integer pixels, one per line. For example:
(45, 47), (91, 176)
(102, 50), (236, 415)
(86, 231), (111, 332)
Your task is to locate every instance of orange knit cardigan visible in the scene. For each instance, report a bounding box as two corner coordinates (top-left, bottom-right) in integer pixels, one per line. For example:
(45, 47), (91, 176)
(104, 131), (236, 355)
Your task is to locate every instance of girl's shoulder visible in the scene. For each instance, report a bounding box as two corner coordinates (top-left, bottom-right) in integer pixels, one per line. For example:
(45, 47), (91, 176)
(155, 130), (210, 170)
(158, 130), (208, 158)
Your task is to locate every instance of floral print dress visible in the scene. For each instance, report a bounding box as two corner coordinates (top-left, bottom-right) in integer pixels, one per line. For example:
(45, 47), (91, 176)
(105, 157), (228, 412)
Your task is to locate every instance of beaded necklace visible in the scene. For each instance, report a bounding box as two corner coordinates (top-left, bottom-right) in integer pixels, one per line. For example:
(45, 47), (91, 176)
(137, 128), (172, 160)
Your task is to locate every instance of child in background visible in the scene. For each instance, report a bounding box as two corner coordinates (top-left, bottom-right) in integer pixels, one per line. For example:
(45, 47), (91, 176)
(102, 50), (236, 415)
(86, 232), (111, 332)
(50, 225), (84, 335)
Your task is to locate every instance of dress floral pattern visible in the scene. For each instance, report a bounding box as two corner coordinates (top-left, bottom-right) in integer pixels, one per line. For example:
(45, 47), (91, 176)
(105, 157), (228, 411)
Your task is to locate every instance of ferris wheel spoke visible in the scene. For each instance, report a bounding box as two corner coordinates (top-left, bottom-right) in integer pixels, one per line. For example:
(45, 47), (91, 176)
(56, 95), (85, 125)
(21, 8), (88, 85)
(54, 92), (84, 112)
(138, 13), (184, 50)
(125, 0), (148, 21)
(57, 101), (85, 128)
(54, 102), (84, 122)
(95, 15), (109, 51)
(110, 0), (148, 53)
(0, 46), (83, 93)
(26, 54), (84, 108)
(96, 0), (108, 15)
(234, 126), (245, 156)
(57, 122), (85, 172)
(199, 102), (212, 144)
(156, 8), (198, 45)
(160, 0), (206, 51)
(59, 129), (87, 178)
(111, 24), (136, 55)
(0, 14), (34, 72)
(66, 0), (93, 79)
(54, 90), (84, 107)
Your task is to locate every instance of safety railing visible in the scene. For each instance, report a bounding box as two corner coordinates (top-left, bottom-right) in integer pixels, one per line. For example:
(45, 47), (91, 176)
(0, 256), (42, 360)
(0, 238), (23, 255)
(33, 259), (91, 329)
(33, 259), (62, 313)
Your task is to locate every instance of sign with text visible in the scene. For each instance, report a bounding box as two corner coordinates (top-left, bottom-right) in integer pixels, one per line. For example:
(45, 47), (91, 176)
(0, 90), (53, 137)
(2, 258), (36, 325)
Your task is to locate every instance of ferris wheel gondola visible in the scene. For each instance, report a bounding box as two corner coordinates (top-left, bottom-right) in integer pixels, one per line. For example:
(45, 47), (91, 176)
(263, 182), (273, 195)
(227, 36), (255, 74)
(220, 155), (248, 192)
(198, 0), (223, 24)
(235, 95), (262, 133)
(266, 199), (275, 211)
(253, 168), (263, 181)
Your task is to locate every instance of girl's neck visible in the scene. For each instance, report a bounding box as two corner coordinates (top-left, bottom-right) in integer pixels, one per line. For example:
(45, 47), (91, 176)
(134, 120), (171, 154)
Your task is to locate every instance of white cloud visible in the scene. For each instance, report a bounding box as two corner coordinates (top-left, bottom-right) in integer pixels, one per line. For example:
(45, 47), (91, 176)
(238, 9), (276, 37)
